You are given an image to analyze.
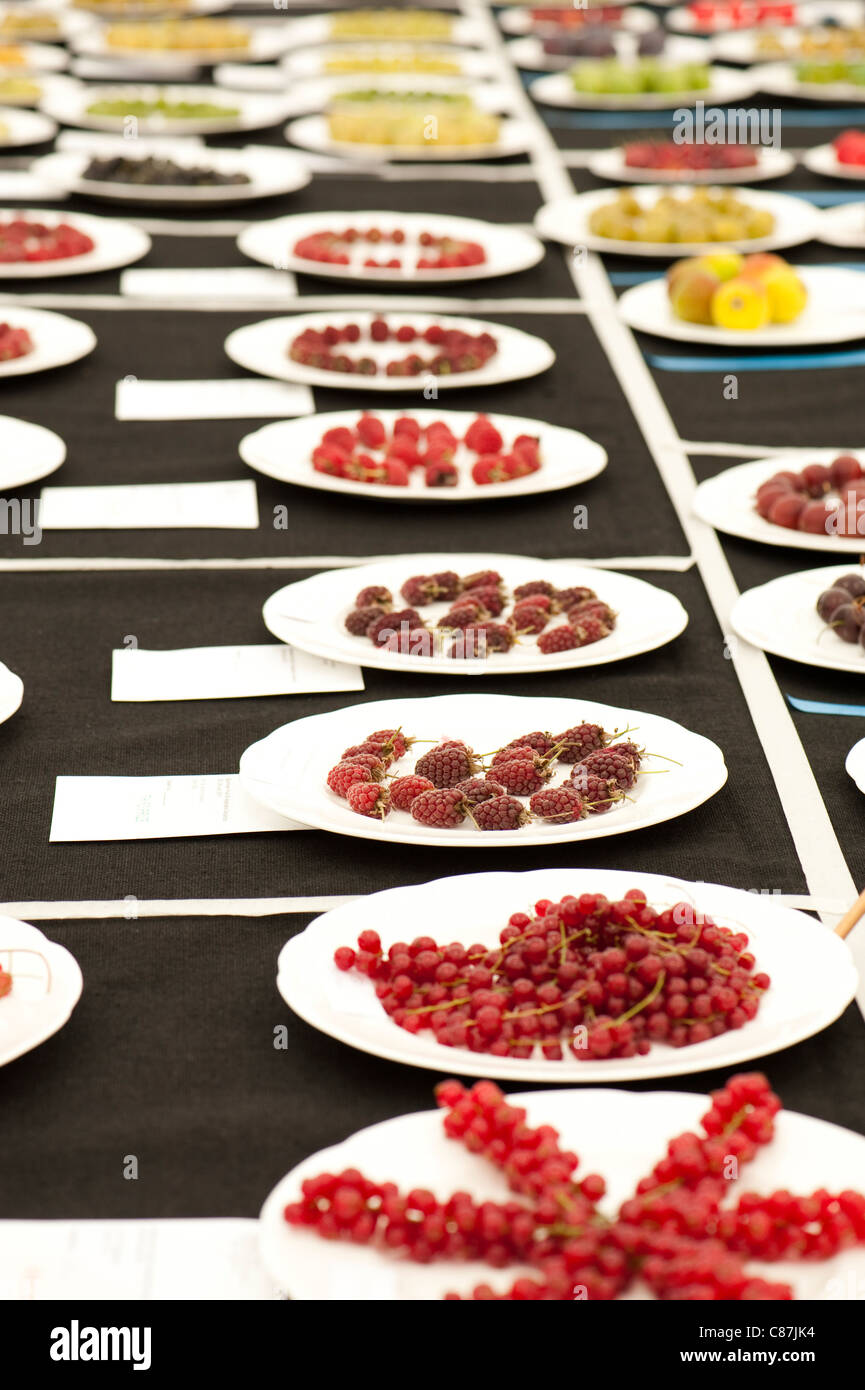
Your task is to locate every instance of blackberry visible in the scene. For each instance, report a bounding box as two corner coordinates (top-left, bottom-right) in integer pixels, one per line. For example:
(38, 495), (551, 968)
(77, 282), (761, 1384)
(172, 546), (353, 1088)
(415, 742), (478, 788)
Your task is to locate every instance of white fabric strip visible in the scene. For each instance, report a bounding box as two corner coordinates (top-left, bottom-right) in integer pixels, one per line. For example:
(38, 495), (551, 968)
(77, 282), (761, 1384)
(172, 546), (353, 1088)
(0, 554), (695, 573)
(680, 440), (860, 459)
(0, 292), (588, 314)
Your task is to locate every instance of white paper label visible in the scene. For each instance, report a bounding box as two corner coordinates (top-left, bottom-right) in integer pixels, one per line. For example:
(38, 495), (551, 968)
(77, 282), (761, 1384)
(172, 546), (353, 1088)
(115, 378), (314, 421)
(111, 644), (364, 702)
(121, 267), (299, 301)
(38, 480), (259, 530)
(49, 773), (302, 842)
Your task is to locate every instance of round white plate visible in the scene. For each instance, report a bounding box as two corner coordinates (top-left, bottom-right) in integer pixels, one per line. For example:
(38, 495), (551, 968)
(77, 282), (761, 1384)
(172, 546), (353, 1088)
(277, 74), (513, 119)
(0, 306), (96, 377)
(73, 19), (295, 66)
(0, 103), (56, 145)
(732, 561), (865, 670)
(40, 76), (290, 135)
(618, 266), (865, 345)
(277, 13), (483, 50)
(0, 206), (149, 277)
(819, 199), (865, 248)
(238, 210), (543, 285)
(529, 63), (757, 109)
(0, 412), (65, 489)
(845, 736), (865, 792)
(282, 42), (495, 80)
(499, 6), (657, 37)
(0, 659), (22, 724)
(238, 691), (728, 848)
(239, 407), (608, 504)
(694, 453), (865, 554)
(260, 1085), (865, 1300)
(34, 145), (310, 205)
(535, 186), (819, 257)
(0, 39), (67, 70)
(587, 143), (795, 183)
(755, 57), (865, 101)
(802, 141), (865, 182)
(225, 311), (555, 393)
(285, 112), (531, 162)
(506, 32), (699, 72)
(263, 553), (688, 677)
(0, 917), (83, 1068)
(277, 868), (856, 1083)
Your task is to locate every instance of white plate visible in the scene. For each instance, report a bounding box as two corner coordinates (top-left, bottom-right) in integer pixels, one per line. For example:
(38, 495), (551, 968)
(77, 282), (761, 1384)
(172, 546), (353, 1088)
(0, 412), (65, 489)
(694, 454), (865, 553)
(668, 0), (862, 32)
(0, 659), (22, 724)
(278, 74), (513, 119)
(282, 42), (495, 80)
(618, 266), (865, 345)
(0, 206), (149, 276)
(74, 19), (295, 66)
(0, 70), (67, 107)
(499, 6), (657, 37)
(34, 145), (310, 205)
(239, 407), (608, 504)
(262, 553), (688, 676)
(845, 736), (865, 792)
(0, 306), (96, 377)
(0, 39), (67, 70)
(587, 143), (796, 183)
(238, 210), (543, 285)
(278, 13), (483, 50)
(535, 186), (819, 257)
(819, 199), (865, 248)
(0, 917), (83, 1068)
(285, 112), (532, 162)
(259, 1085), (865, 1300)
(277, 868), (856, 1083)
(70, 0), (233, 17)
(506, 32), (700, 72)
(0, 2), (90, 43)
(802, 141), (865, 182)
(40, 76), (290, 135)
(238, 691), (728, 848)
(225, 311), (555, 393)
(755, 57), (865, 100)
(0, 103), (56, 145)
(732, 561), (865, 670)
(529, 63), (757, 109)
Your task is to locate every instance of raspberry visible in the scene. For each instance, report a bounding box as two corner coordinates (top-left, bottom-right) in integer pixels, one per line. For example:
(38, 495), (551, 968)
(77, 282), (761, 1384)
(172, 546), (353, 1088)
(368, 609), (424, 646)
(571, 614), (612, 647)
(410, 787), (467, 828)
(345, 605), (382, 636)
(529, 785), (585, 823)
(390, 774), (434, 811)
(415, 743), (477, 788)
(494, 756), (550, 797)
(432, 570), (461, 601)
(322, 426), (354, 452)
(450, 622), (515, 659)
(387, 435), (421, 468)
(347, 782), (391, 819)
(462, 585), (504, 617)
(577, 749), (637, 791)
(471, 454), (510, 485)
(537, 624), (579, 655)
(568, 599), (616, 628)
(491, 744), (536, 768)
(514, 580), (556, 602)
(355, 413), (385, 448)
(340, 753), (385, 775)
(471, 796), (530, 831)
(453, 778), (505, 805)
(464, 414), (503, 454)
(554, 723), (608, 765)
(500, 731), (556, 757)
(327, 761), (374, 797)
(342, 740), (395, 767)
(383, 458), (410, 486)
(393, 415), (421, 439)
(355, 585), (392, 610)
(400, 572), (459, 606)
(556, 586), (595, 610)
(425, 460), (458, 487)
(512, 603), (549, 635)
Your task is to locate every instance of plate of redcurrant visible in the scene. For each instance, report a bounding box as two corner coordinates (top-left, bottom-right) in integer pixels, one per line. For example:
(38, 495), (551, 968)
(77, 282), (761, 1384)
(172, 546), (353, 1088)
(237, 210), (543, 285)
(238, 692), (728, 849)
(0, 208), (150, 277)
(259, 1072), (865, 1299)
(225, 311), (555, 392)
(0, 306), (96, 378)
(0, 916), (83, 1068)
(732, 563), (865, 671)
(0, 413), (65, 490)
(262, 553), (688, 676)
(693, 453), (865, 554)
(587, 142), (795, 185)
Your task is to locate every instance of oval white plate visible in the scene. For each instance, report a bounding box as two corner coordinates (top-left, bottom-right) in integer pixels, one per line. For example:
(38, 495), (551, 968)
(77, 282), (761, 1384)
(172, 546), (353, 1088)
(0, 306), (96, 377)
(845, 736), (865, 792)
(40, 76), (291, 135)
(802, 141), (865, 182)
(278, 74), (513, 118)
(499, 6), (657, 37)
(0, 916), (83, 1068)
(277, 13), (483, 49)
(260, 1085), (865, 1300)
(262, 553), (688, 677)
(0, 413), (65, 489)
(535, 185), (819, 257)
(0, 39), (67, 70)
(618, 266), (865, 345)
(694, 453), (865, 554)
(238, 210), (543, 285)
(529, 63), (757, 110)
(0, 659), (22, 724)
(732, 561), (865, 669)
(225, 310), (555, 393)
(34, 145), (310, 206)
(755, 58), (865, 101)
(587, 143), (795, 184)
(73, 19), (296, 66)
(238, 691), (728, 849)
(285, 112), (532, 162)
(819, 199), (865, 248)
(282, 42), (495, 80)
(277, 868), (857, 1083)
(507, 31), (699, 72)
(0, 104), (56, 146)
(0, 206), (149, 277)
(239, 407), (607, 504)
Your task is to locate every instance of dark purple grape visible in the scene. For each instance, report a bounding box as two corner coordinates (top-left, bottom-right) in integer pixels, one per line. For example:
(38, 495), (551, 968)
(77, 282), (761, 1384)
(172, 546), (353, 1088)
(833, 603), (865, 642)
(638, 28), (666, 56)
(817, 586), (853, 622)
(834, 572), (865, 599)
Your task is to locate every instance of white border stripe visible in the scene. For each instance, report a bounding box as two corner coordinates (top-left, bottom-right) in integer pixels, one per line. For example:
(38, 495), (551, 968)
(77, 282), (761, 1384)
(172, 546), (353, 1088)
(0, 554), (695, 573)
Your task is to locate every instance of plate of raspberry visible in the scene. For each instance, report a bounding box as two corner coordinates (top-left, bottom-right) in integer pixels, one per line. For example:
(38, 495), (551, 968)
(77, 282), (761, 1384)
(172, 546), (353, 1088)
(0, 916), (83, 1068)
(0, 208), (150, 277)
(237, 210), (544, 286)
(238, 692), (727, 849)
(262, 553), (688, 677)
(239, 407), (607, 503)
(259, 1073), (865, 1299)
(0, 306), (96, 377)
(225, 311), (555, 393)
(732, 562), (865, 670)
(275, 869), (856, 1083)
(803, 134), (865, 182)
(0, 413), (65, 490)
(694, 453), (865, 554)
(588, 142), (795, 185)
